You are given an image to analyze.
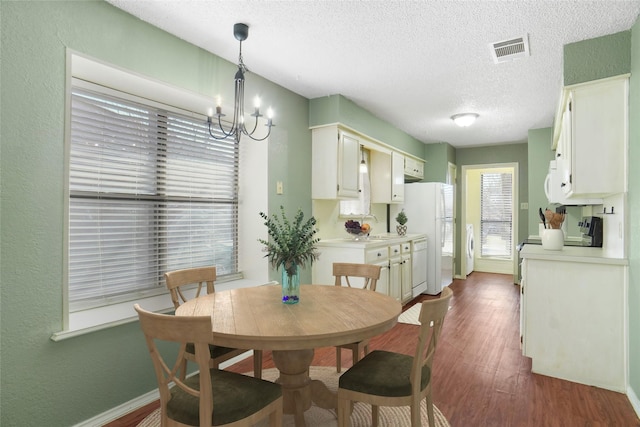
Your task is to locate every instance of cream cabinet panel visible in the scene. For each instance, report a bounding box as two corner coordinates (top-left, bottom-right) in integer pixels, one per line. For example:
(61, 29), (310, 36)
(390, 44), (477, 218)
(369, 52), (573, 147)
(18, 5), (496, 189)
(404, 157), (424, 181)
(312, 126), (360, 199)
(388, 244), (402, 302)
(371, 151), (405, 204)
(400, 242), (412, 303)
(521, 256), (626, 392)
(555, 76), (628, 198)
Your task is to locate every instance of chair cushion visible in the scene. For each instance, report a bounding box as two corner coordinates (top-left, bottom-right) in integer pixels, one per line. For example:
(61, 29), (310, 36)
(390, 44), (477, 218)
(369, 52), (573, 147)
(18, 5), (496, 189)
(338, 350), (430, 397)
(167, 369), (281, 426)
(185, 343), (241, 359)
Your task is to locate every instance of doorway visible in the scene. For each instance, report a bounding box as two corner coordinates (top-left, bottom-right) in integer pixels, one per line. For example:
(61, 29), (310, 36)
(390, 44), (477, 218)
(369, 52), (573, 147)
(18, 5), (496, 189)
(461, 163), (518, 280)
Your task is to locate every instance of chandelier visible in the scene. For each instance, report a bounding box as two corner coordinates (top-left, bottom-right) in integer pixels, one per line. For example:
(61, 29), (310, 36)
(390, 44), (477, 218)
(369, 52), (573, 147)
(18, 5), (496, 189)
(207, 23), (274, 142)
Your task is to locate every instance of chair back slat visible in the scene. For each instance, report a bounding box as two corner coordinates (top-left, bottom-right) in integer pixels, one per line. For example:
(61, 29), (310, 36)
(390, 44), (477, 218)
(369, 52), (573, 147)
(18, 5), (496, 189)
(333, 263), (381, 291)
(412, 286), (453, 393)
(164, 266), (216, 309)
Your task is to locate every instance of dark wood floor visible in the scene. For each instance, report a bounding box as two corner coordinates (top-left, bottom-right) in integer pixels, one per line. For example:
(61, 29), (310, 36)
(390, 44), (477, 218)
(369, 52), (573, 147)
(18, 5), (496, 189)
(107, 272), (640, 426)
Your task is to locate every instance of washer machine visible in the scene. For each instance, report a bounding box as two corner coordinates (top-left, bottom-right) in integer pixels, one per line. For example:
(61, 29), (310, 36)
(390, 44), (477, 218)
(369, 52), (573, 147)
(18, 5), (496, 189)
(466, 224), (475, 276)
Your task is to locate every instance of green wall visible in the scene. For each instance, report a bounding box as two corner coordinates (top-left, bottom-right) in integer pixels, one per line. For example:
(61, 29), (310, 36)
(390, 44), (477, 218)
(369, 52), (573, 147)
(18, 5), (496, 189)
(628, 17), (640, 407)
(423, 142), (456, 183)
(0, 1), (310, 425)
(564, 31), (631, 85)
(309, 94), (426, 159)
(455, 143), (529, 278)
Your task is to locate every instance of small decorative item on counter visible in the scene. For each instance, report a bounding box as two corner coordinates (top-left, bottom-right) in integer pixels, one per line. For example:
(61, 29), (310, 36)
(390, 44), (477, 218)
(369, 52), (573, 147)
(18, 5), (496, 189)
(395, 210), (408, 236)
(541, 209), (565, 250)
(345, 220), (371, 240)
(259, 206), (320, 304)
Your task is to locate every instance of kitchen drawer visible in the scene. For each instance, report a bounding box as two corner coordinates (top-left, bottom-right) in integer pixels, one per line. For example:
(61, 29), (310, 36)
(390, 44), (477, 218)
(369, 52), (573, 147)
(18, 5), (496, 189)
(401, 242), (411, 254)
(389, 244), (402, 259)
(366, 247), (389, 263)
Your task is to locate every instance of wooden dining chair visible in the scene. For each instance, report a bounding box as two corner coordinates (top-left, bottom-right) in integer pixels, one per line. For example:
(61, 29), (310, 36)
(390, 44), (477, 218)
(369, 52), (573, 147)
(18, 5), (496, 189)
(333, 262), (382, 372)
(337, 286), (453, 427)
(134, 304), (282, 427)
(165, 267), (263, 379)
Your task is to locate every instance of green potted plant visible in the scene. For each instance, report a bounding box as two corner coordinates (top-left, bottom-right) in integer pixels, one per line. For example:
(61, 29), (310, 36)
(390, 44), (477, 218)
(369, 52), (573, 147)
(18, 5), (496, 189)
(395, 209), (408, 236)
(258, 206), (320, 304)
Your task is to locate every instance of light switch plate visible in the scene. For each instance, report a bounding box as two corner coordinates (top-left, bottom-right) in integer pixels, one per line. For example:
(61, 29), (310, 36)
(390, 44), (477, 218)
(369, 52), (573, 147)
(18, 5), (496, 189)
(276, 181), (283, 194)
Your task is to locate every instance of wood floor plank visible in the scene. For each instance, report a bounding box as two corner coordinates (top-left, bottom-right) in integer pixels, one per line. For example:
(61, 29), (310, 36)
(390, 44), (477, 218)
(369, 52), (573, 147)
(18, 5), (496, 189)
(107, 272), (640, 427)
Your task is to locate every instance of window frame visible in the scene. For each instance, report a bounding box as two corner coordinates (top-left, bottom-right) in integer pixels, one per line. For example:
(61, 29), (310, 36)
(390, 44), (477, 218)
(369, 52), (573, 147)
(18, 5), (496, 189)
(55, 52), (269, 340)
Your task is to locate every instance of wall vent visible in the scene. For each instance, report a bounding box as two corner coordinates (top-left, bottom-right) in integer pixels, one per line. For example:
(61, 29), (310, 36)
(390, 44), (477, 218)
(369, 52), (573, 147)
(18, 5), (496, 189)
(490, 35), (530, 63)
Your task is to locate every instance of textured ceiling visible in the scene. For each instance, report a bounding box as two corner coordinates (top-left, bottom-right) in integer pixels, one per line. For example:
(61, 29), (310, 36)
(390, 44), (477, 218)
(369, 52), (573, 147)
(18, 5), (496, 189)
(106, 0), (640, 148)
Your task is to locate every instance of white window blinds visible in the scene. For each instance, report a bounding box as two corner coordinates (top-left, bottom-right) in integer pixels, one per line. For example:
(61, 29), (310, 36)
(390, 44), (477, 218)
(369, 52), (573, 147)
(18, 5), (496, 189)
(480, 172), (513, 258)
(68, 85), (239, 311)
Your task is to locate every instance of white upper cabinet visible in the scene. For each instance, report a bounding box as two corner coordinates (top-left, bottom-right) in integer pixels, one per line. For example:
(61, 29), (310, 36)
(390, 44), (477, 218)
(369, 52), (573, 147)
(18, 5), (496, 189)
(554, 75), (628, 198)
(312, 124), (425, 201)
(370, 151), (405, 203)
(404, 157), (424, 181)
(312, 126), (360, 199)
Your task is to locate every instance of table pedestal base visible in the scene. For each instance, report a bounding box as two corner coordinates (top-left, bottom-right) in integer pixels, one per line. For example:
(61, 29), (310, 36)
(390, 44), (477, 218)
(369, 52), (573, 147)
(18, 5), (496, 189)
(272, 349), (338, 427)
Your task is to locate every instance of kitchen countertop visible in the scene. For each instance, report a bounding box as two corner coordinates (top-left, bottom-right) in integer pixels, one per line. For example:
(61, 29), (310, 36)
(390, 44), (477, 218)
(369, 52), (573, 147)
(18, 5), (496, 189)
(519, 244), (627, 265)
(317, 233), (426, 248)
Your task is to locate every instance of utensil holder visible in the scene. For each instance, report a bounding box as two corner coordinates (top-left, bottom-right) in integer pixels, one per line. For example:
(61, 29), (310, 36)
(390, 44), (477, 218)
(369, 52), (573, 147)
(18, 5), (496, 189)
(541, 229), (564, 250)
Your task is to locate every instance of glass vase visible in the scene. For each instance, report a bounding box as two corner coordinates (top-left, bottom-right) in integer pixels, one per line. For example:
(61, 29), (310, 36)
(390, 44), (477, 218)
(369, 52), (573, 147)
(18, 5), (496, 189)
(281, 263), (300, 304)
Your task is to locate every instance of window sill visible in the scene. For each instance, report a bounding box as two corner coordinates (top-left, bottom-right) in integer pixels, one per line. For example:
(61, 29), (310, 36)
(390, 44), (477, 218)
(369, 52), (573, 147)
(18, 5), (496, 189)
(51, 278), (275, 341)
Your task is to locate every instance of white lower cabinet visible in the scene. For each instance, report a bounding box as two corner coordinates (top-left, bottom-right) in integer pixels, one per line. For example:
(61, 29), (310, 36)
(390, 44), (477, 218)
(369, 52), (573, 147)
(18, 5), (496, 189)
(388, 245), (402, 302)
(312, 236), (423, 304)
(400, 242), (412, 303)
(365, 246), (390, 296)
(520, 251), (627, 392)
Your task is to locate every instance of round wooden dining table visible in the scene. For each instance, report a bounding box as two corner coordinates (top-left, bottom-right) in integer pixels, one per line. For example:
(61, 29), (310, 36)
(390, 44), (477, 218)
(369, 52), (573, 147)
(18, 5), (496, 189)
(175, 284), (401, 427)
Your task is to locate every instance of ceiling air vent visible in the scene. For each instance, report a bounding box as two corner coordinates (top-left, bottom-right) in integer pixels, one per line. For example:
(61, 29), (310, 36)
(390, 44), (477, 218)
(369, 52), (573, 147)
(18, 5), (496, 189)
(490, 35), (530, 63)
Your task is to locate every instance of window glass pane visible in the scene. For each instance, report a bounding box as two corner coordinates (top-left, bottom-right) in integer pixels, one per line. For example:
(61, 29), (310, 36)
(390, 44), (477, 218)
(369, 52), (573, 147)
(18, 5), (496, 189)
(480, 172), (513, 258)
(68, 86), (238, 310)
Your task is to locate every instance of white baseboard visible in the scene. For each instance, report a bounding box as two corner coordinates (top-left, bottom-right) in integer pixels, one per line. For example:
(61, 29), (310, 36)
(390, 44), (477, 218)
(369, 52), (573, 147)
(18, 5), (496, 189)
(72, 351), (252, 426)
(72, 389), (159, 427)
(628, 385), (640, 419)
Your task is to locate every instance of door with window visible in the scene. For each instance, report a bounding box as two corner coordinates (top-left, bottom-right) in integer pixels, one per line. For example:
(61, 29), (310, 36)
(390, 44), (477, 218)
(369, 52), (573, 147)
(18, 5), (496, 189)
(463, 165), (517, 276)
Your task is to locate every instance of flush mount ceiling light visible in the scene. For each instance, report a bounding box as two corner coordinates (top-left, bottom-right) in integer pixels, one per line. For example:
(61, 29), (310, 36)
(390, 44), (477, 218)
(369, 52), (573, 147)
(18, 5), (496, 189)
(451, 113), (479, 127)
(207, 23), (275, 143)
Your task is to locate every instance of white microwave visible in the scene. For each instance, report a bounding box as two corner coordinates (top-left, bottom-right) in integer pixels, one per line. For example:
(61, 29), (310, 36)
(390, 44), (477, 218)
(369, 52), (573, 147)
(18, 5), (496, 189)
(544, 160), (602, 205)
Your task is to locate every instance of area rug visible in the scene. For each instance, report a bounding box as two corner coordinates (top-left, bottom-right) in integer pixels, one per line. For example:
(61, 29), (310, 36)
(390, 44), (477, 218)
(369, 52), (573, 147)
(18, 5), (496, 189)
(137, 366), (449, 426)
(398, 303), (422, 325)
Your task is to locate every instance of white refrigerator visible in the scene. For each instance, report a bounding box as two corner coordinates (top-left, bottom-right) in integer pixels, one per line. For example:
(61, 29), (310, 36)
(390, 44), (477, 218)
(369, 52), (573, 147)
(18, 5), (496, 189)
(393, 182), (453, 295)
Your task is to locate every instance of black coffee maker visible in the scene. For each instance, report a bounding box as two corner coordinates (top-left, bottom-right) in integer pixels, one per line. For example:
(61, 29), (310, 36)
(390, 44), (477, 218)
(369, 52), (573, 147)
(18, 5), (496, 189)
(578, 216), (603, 247)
